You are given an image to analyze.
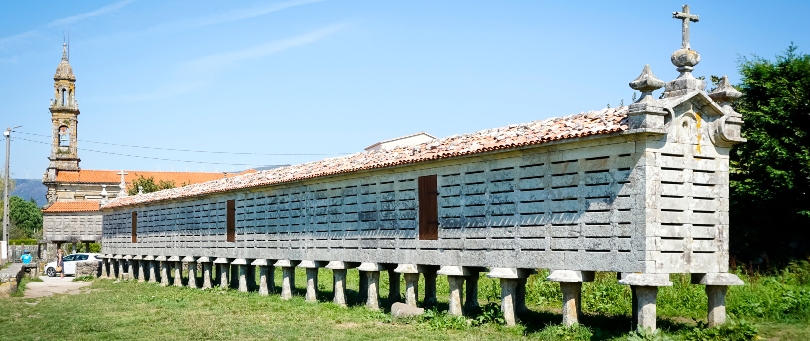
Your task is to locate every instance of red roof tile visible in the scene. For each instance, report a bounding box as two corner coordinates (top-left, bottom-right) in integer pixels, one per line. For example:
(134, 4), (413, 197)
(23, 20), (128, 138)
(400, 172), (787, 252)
(103, 107), (629, 209)
(43, 201), (101, 213)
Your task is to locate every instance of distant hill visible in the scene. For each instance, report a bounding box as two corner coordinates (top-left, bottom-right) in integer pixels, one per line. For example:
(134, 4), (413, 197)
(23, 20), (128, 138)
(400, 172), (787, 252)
(10, 179), (47, 207)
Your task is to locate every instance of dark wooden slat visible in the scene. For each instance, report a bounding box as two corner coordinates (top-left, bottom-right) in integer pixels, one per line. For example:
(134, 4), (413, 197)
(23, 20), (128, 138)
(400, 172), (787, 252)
(131, 212), (137, 243)
(227, 200), (236, 242)
(418, 175), (439, 240)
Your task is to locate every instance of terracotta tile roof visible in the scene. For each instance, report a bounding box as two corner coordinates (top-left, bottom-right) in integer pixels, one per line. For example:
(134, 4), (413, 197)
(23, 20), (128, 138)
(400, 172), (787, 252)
(43, 201), (101, 213)
(55, 169), (254, 185)
(103, 107), (628, 209)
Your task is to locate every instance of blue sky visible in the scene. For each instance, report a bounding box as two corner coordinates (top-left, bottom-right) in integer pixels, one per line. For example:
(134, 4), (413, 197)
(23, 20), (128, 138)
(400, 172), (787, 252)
(1, 0), (808, 179)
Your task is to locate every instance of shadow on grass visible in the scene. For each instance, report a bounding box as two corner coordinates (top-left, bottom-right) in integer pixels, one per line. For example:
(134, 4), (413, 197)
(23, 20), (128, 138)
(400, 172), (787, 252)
(517, 308), (695, 340)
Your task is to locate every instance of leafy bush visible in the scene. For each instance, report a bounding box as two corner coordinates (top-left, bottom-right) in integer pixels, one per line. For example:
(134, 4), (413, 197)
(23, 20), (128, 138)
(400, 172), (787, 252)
(8, 238), (37, 245)
(417, 308), (471, 330)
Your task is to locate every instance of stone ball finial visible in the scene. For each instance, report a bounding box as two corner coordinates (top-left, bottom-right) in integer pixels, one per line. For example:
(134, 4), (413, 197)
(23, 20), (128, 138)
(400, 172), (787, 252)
(671, 48), (701, 73)
(629, 64), (665, 103)
(708, 75), (742, 105)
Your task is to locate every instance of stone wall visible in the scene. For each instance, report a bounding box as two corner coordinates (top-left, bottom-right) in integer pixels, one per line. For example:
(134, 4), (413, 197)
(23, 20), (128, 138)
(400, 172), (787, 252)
(75, 260), (100, 278)
(43, 212), (103, 242)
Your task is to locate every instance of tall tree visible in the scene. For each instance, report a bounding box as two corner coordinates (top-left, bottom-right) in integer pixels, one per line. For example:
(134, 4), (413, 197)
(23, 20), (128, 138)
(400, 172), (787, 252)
(730, 44), (810, 263)
(8, 195), (42, 239)
(127, 175), (175, 195)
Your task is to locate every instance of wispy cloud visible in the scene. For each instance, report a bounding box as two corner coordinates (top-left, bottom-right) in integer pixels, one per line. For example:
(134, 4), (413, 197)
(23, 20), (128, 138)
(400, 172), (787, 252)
(0, 0), (134, 51)
(147, 0), (324, 34)
(46, 0), (136, 27)
(93, 23), (345, 102)
(186, 24), (345, 72)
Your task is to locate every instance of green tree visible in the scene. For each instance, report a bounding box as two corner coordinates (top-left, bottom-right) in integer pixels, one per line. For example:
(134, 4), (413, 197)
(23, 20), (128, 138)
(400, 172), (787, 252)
(8, 195), (42, 239)
(127, 175), (175, 195)
(730, 44), (810, 263)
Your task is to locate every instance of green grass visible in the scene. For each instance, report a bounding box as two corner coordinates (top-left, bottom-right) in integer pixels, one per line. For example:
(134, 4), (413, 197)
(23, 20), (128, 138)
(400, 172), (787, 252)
(1, 262), (809, 340)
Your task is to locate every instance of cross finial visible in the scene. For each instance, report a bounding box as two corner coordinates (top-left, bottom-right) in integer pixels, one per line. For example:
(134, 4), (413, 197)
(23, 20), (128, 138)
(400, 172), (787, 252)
(673, 4), (699, 49)
(116, 170), (129, 197)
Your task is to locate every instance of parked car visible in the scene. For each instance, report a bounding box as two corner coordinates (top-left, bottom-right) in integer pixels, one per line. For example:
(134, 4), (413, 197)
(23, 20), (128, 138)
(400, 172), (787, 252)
(44, 253), (102, 277)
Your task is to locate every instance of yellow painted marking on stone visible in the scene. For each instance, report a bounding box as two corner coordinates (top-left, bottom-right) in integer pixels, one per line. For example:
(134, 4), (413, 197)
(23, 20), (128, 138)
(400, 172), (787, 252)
(695, 112), (700, 154)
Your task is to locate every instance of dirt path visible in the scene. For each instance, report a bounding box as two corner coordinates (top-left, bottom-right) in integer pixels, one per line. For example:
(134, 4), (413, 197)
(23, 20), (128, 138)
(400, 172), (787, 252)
(24, 276), (93, 298)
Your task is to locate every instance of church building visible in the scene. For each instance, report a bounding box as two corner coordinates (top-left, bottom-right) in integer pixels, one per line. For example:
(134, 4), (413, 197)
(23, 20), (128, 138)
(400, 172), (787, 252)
(40, 44), (252, 253)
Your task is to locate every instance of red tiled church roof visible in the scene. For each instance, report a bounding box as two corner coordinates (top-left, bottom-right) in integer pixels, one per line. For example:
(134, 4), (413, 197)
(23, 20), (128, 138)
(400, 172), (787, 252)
(104, 107), (629, 209)
(43, 201), (100, 213)
(55, 169), (255, 185)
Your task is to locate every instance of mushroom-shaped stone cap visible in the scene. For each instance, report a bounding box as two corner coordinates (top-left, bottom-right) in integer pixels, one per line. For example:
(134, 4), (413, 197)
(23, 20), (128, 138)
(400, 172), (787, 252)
(629, 64), (665, 92)
(708, 75), (742, 104)
(671, 48), (701, 72)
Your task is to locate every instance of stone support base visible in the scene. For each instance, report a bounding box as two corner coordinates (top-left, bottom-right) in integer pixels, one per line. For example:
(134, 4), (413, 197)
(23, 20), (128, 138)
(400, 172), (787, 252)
(146, 258), (157, 284)
(135, 257), (146, 283)
(232, 259), (249, 292)
(214, 258), (230, 289)
(423, 268), (438, 308)
(158, 257), (169, 286)
(619, 273), (672, 332)
(403, 273), (419, 307)
(125, 257), (134, 280)
(388, 270), (401, 303)
(327, 261), (358, 307)
(251, 259), (271, 295)
(305, 268), (319, 302)
(465, 272), (480, 313)
(275, 260), (299, 300)
(246, 262), (257, 291)
(198, 257), (212, 289)
(691, 273), (743, 327)
(547, 270), (594, 326)
(447, 276), (465, 316)
(100, 257), (109, 278)
(185, 257), (198, 289)
(171, 259), (183, 287)
(488, 268), (535, 326)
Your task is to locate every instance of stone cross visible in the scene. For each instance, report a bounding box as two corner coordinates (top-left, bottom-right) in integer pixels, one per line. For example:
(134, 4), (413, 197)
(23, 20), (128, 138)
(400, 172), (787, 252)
(117, 170), (128, 197)
(673, 4), (699, 49)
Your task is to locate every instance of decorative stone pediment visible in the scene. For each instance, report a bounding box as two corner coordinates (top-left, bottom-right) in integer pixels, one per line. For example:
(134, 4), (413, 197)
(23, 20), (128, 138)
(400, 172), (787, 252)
(627, 90), (744, 149)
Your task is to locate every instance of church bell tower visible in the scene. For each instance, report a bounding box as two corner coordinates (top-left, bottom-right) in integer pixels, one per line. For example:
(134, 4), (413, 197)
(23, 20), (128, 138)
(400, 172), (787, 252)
(44, 43), (81, 182)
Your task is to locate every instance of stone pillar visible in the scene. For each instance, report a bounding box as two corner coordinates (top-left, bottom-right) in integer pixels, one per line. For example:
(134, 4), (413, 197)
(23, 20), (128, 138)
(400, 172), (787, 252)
(358, 271), (368, 303)
(275, 260), (299, 300)
(124, 255), (134, 280)
(619, 273), (673, 332)
(84, 241), (90, 253)
(691, 273), (744, 327)
(198, 257), (213, 289)
(133, 256), (145, 282)
(517, 277), (528, 314)
(157, 256), (169, 286)
(246, 261), (257, 291)
(394, 264), (420, 307)
(489, 268), (535, 326)
(168, 256), (183, 287)
(252, 259), (271, 296)
(231, 259), (249, 292)
(299, 261), (325, 303)
(213, 258), (230, 289)
(114, 255), (125, 280)
(144, 256), (157, 283)
(326, 261), (358, 307)
(423, 266), (438, 308)
(183, 256), (197, 289)
(229, 264), (239, 290)
(547, 270), (594, 326)
(438, 266), (472, 316)
(359, 263), (383, 310)
(388, 269), (401, 303)
(99, 255), (109, 279)
(465, 272), (480, 313)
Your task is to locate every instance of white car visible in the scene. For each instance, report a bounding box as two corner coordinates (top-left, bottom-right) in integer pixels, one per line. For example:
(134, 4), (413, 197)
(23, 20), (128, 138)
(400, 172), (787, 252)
(44, 253), (102, 277)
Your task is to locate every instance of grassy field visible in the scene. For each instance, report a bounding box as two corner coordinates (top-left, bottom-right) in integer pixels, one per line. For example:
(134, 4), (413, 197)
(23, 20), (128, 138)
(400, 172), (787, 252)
(1, 262), (809, 340)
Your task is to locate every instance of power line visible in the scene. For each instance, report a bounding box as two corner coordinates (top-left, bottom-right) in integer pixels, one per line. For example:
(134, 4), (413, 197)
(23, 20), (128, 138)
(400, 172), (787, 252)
(15, 131), (349, 156)
(13, 137), (285, 167)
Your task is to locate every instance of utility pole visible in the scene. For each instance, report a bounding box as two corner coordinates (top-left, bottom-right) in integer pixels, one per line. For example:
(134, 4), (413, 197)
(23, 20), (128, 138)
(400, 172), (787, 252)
(3, 126), (21, 243)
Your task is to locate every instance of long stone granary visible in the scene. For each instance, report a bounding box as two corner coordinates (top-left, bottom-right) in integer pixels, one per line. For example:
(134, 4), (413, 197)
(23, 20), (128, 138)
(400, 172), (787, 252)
(98, 5), (745, 332)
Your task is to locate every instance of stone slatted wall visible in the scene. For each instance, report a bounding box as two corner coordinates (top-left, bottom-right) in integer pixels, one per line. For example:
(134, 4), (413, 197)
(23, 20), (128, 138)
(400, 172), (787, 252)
(103, 137), (652, 273)
(43, 213), (103, 242)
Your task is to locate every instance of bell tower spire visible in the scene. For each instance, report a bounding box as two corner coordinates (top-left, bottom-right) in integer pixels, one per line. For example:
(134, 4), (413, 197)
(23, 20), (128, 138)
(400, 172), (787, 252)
(44, 43), (81, 191)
